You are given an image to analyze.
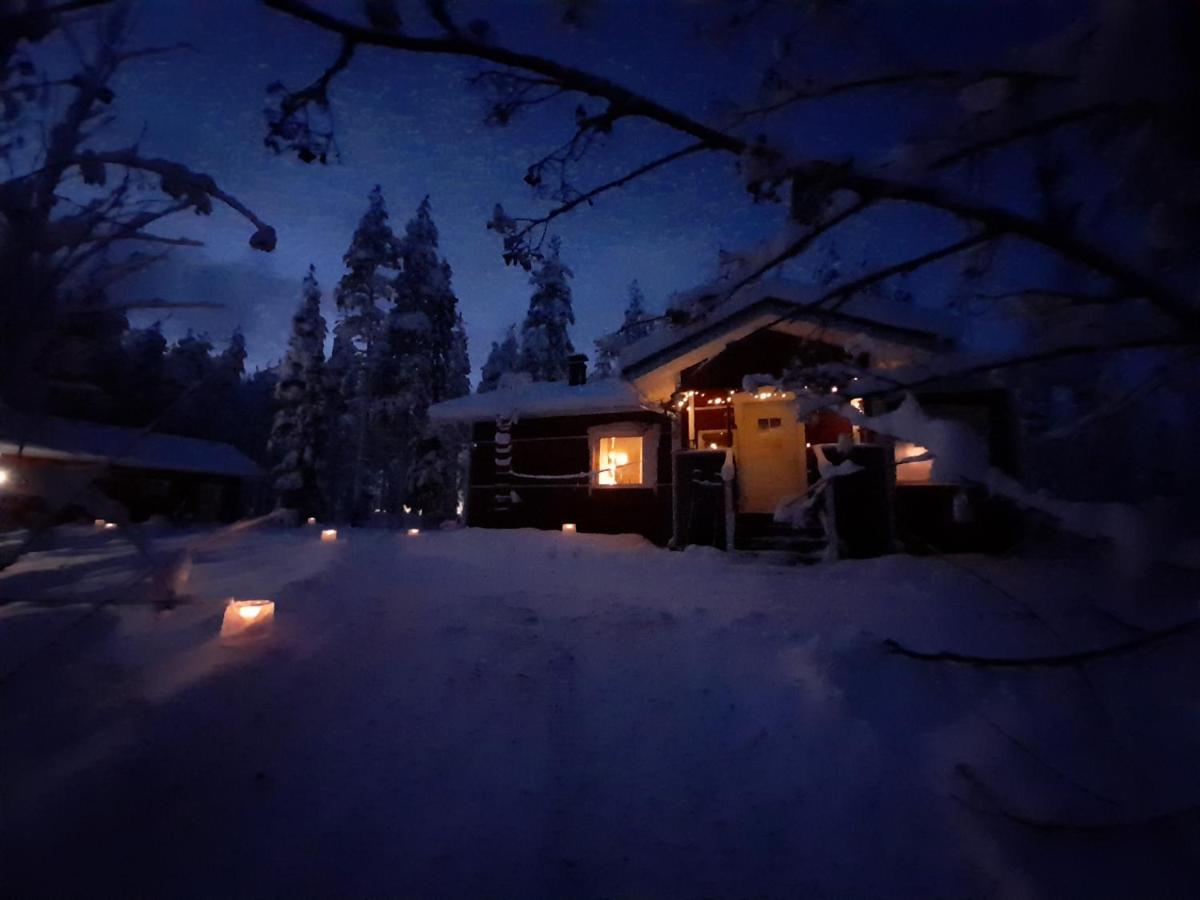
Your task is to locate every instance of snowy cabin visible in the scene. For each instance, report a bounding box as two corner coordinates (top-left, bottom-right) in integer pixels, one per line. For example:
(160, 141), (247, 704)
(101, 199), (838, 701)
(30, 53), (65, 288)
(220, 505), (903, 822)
(430, 289), (1017, 556)
(0, 414), (263, 524)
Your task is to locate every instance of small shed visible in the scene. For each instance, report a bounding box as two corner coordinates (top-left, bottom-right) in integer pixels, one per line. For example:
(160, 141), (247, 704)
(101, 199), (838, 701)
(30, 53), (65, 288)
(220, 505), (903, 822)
(0, 413), (263, 524)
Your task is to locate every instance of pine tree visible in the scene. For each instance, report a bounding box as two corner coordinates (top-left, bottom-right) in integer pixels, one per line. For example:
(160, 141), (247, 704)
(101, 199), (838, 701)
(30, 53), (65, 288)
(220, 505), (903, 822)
(117, 323), (168, 424)
(383, 196), (471, 521)
(518, 236), (575, 381)
(268, 266), (327, 517)
(478, 325), (520, 393)
(332, 185), (399, 521)
(594, 279), (654, 378)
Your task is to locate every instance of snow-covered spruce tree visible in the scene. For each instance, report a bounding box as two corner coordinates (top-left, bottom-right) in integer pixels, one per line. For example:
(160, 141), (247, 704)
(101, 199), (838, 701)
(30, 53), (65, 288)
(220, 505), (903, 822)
(594, 279), (655, 379)
(332, 185), (398, 522)
(478, 325), (520, 393)
(517, 236), (575, 382)
(379, 196), (471, 520)
(320, 327), (355, 520)
(267, 266), (327, 518)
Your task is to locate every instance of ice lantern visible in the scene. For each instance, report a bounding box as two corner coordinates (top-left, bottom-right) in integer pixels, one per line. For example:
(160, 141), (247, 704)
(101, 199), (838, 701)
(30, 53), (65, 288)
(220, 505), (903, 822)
(220, 599), (276, 639)
(561, 523), (577, 534)
(320, 529), (338, 542)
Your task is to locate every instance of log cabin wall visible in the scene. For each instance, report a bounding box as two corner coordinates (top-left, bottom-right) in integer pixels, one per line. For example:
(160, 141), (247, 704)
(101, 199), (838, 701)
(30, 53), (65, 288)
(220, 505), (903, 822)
(467, 411), (673, 543)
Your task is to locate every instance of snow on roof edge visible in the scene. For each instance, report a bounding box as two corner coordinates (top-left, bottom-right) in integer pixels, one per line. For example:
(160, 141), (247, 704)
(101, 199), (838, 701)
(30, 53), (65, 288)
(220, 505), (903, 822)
(0, 414), (262, 478)
(619, 278), (958, 375)
(429, 378), (657, 423)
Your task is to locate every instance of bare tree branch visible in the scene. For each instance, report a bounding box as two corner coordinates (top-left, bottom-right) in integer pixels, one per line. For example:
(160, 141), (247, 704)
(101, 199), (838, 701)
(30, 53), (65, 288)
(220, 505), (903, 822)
(882, 616), (1200, 668)
(728, 68), (1071, 125)
(932, 101), (1145, 169)
(722, 198), (873, 298)
(263, 0), (1199, 333)
(64, 151), (276, 249)
(954, 763), (1200, 833)
(262, 0), (747, 153)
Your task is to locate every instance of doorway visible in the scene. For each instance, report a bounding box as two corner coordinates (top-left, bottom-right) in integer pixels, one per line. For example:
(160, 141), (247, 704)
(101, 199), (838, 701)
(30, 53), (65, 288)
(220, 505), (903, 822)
(731, 395), (807, 514)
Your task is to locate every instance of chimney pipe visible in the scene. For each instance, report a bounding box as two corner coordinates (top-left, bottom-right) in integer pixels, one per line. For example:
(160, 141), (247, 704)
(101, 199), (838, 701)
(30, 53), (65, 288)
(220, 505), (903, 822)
(567, 353), (588, 386)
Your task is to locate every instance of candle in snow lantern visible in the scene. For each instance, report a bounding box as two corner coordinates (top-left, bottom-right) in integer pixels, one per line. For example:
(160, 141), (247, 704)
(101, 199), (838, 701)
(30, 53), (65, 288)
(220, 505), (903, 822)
(320, 529), (338, 542)
(306, 517), (316, 526)
(220, 598), (276, 639)
(561, 523), (577, 534)
(407, 528), (420, 536)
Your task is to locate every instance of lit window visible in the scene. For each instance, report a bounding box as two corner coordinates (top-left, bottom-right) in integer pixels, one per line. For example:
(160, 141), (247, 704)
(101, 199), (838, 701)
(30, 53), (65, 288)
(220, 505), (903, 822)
(595, 434), (643, 486)
(894, 441), (934, 483)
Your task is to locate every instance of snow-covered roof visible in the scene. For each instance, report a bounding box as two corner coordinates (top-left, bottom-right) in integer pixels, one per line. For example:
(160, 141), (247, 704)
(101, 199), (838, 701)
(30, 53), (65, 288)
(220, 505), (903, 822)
(620, 280), (957, 401)
(0, 414), (262, 478)
(428, 378), (655, 424)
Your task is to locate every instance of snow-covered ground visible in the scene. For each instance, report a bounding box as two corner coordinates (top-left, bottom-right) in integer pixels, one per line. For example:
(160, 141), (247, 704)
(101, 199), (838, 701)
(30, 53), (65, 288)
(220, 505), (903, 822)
(2, 526), (1198, 898)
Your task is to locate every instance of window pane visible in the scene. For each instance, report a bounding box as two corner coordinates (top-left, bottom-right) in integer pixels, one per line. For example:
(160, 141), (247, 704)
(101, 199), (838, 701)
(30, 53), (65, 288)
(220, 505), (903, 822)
(596, 435), (643, 486)
(895, 441), (934, 483)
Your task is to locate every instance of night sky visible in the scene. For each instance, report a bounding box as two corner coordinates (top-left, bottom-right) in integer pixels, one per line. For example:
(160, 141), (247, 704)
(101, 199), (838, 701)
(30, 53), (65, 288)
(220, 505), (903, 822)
(96, 0), (1079, 377)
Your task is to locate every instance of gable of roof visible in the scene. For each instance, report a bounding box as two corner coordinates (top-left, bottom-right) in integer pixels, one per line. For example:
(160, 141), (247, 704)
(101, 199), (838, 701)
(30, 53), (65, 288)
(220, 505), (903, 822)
(428, 377), (655, 424)
(0, 413), (262, 478)
(619, 282), (956, 402)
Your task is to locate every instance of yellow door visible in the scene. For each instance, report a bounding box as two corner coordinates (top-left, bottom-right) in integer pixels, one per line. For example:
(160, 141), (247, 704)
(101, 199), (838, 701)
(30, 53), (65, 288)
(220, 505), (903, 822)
(732, 395), (807, 514)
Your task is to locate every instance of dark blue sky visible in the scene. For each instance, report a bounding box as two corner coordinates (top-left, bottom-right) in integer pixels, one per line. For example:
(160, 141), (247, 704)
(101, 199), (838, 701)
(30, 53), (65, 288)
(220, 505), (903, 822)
(98, 0), (1081, 376)
(110, 0), (784, 375)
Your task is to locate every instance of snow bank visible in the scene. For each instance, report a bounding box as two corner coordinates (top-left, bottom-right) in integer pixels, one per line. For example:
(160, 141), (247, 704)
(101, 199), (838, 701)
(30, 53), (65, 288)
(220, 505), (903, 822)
(1, 526), (1197, 898)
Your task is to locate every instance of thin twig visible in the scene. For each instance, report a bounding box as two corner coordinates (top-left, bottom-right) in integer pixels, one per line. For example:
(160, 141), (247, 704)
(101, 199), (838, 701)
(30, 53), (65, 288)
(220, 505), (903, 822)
(883, 617), (1200, 668)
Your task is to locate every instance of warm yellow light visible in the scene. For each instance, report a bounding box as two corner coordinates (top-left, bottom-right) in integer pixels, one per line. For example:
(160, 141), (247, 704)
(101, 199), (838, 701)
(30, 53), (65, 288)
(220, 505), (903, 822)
(306, 517), (316, 526)
(320, 529), (338, 542)
(831, 385), (839, 393)
(0, 468), (8, 485)
(221, 599), (275, 639)
(103, 522), (118, 530)
(895, 442), (934, 484)
(562, 523), (577, 533)
(850, 397), (864, 412)
(407, 528), (420, 536)
(708, 442), (718, 449)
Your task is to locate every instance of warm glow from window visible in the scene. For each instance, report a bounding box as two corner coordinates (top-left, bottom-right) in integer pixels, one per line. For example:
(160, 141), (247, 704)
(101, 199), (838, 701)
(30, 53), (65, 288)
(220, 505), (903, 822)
(595, 435), (643, 486)
(895, 442), (934, 483)
(0, 468), (8, 486)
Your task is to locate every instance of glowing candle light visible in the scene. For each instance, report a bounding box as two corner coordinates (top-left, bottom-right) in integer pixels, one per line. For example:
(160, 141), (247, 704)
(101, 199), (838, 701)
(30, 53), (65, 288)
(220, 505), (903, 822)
(306, 517), (316, 526)
(320, 529), (338, 542)
(103, 522), (118, 530)
(561, 523), (577, 534)
(0, 468), (9, 486)
(220, 598), (275, 639)
(407, 528), (420, 536)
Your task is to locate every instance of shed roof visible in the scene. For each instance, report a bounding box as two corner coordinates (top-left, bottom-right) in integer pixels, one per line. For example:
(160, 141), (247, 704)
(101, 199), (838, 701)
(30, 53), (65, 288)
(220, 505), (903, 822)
(0, 413), (262, 478)
(428, 377), (655, 424)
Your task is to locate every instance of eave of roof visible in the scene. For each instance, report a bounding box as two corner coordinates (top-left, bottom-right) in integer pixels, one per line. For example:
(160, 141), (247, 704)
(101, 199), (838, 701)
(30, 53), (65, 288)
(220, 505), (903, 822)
(0, 414), (262, 478)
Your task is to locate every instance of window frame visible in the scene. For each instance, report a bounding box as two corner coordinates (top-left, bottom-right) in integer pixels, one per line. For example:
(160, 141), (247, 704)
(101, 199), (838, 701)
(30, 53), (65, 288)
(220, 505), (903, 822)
(587, 422), (659, 490)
